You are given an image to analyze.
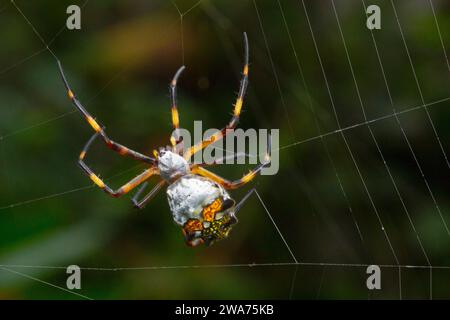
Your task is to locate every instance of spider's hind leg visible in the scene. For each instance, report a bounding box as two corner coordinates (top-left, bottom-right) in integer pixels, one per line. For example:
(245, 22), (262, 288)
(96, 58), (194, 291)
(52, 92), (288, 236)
(233, 188), (256, 217)
(132, 180), (165, 209)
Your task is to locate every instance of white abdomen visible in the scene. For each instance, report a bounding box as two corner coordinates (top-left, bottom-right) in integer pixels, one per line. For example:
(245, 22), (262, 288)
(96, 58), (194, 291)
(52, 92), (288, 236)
(166, 174), (231, 226)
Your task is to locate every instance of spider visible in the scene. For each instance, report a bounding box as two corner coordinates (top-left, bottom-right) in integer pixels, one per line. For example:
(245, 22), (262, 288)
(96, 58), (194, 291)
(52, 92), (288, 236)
(57, 32), (271, 247)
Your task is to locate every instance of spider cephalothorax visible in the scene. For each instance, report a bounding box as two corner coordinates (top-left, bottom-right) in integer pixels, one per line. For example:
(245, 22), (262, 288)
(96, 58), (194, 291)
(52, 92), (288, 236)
(157, 149), (190, 181)
(58, 32), (271, 247)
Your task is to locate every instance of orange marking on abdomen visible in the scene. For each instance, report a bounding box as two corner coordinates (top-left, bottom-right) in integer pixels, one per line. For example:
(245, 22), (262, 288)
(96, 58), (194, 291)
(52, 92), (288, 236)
(203, 199), (222, 222)
(184, 219), (203, 233)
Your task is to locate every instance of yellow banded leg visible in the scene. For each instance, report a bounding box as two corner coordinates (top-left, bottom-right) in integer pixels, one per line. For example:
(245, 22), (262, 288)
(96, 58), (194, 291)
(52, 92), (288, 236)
(58, 61), (155, 164)
(191, 163), (266, 190)
(183, 33), (249, 160)
(78, 134), (159, 197)
(169, 66), (186, 151)
(79, 157), (159, 198)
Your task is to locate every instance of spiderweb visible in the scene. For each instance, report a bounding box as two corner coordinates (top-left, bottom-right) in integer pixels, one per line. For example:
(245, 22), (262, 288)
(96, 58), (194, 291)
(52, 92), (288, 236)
(0, 0), (449, 299)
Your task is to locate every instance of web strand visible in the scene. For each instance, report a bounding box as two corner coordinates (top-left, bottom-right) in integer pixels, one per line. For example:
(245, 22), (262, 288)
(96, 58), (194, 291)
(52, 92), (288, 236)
(171, 0), (204, 65)
(300, 0), (400, 265)
(1, 261), (449, 271)
(391, 0), (450, 170)
(360, 0), (438, 300)
(0, 1), (193, 142)
(0, 164), (144, 211)
(332, 0), (437, 298)
(276, 0), (365, 249)
(254, 0), (335, 266)
(288, 265), (298, 299)
(315, 266), (326, 299)
(253, 0), (295, 140)
(255, 190), (298, 263)
(0, 266), (93, 300)
(428, 0), (450, 72)
(360, 0), (450, 238)
(277, 97), (450, 152)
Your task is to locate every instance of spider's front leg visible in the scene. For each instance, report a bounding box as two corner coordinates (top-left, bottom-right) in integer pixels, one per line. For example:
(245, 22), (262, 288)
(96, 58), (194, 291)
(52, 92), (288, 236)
(57, 60), (155, 165)
(79, 133), (159, 197)
(183, 32), (249, 160)
(169, 66), (186, 153)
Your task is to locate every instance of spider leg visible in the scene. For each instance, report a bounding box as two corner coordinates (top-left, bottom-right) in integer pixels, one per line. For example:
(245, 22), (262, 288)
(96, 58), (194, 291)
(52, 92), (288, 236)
(57, 60), (156, 165)
(191, 163), (266, 190)
(228, 31), (249, 130)
(192, 133), (270, 190)
(199, 152), (254, 167)
(234, 188), (256, 215)
(169, 66), (186, 153)
(132, 180), (166, 209)
(78, 133), (159, 197)
(184, 32), (249, 160)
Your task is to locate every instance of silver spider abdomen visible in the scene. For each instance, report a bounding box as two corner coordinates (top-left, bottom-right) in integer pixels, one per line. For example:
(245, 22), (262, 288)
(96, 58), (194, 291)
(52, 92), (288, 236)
(166, 174), (232, 226)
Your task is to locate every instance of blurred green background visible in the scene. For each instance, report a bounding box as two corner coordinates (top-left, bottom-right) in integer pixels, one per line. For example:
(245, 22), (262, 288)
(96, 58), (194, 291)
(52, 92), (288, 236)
(0, 0), (449, 299)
